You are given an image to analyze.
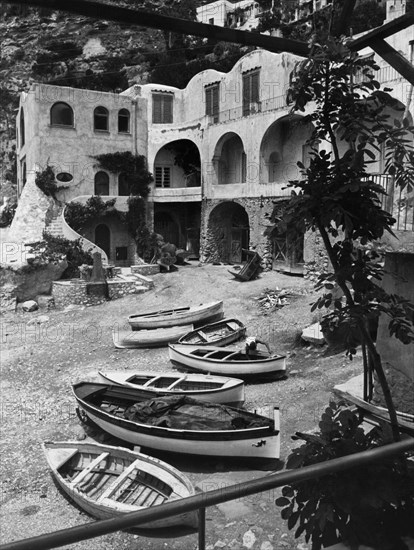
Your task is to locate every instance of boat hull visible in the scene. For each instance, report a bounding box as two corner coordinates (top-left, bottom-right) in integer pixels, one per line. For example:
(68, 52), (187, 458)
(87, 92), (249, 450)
(97, 370), (245, 406)
(177, 318), (246, 347)
(113, 325), (194, 349)
(43, 441), (198, 531)
(73, 383), (280, 460)
(128, 301), (224, 330)
(168, 344), (287, 379)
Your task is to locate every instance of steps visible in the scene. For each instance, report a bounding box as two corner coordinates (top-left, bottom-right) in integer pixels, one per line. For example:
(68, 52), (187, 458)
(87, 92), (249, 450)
(46, 212), (65, 238)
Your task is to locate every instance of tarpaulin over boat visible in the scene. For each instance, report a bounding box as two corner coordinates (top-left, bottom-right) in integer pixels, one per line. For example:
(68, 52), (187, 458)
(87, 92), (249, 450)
(124, 395), (270, 431)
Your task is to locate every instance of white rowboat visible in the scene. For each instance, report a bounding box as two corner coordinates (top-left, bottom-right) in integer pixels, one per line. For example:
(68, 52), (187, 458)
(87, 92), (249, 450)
(168, 344), (287, 379)
(97, 370), (245, 406)
(177, 318), (246, 347)
(43, 440), (198, 533)
(128, 301), (224, 330)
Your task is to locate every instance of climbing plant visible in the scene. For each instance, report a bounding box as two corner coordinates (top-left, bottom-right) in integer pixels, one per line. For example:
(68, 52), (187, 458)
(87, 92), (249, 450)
(65, 196), (119, 232)
(35, 165), (63, 201)
(93, 151), (153, 197)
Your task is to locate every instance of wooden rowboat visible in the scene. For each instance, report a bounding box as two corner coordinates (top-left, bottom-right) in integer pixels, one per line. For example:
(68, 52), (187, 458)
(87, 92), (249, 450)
(128, 301), (224, 330)
(113, 325), (194, 349)
(97, 370), (245, 406)
(73, 382), (280, 460)
(43, 440), (198, 533)
(168, 344), (287, 379)
(177, 318), (246, 347)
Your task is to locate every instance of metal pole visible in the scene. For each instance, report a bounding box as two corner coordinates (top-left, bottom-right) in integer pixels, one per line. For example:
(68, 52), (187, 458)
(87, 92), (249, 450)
(0, 438), (413, 550)
(198, 507), (206, 550)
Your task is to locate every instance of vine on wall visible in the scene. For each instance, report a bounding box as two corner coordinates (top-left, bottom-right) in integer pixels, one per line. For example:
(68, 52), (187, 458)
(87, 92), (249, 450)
(92, 151), (153, 197)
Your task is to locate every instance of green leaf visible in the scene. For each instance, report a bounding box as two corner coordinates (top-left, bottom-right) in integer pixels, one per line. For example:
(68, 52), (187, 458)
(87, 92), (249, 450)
(276, 497), (291, 507)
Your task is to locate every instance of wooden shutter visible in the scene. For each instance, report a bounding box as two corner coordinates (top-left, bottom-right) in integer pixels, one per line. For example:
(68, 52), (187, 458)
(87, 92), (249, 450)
(251, 71), (259, 104)
(163, 95), (173, 123)
(205, 87), (212, 116)
(242, 73), (250, 115)
(152, 95), (162, 123)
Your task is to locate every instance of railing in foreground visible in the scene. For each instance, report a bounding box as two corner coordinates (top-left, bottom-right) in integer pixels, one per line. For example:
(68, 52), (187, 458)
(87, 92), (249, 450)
(1, 439), (413, 550)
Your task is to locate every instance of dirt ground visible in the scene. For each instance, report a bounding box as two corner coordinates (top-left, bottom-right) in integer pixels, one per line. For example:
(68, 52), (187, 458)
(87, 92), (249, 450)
(0, 263), (363, 549)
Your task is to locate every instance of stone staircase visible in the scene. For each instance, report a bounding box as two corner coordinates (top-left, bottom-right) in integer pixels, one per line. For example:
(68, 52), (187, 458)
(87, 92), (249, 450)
(46, 210), (65, 238)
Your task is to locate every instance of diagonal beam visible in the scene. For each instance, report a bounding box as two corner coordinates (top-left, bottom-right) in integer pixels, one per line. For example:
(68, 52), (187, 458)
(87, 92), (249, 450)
(334, 0), (357, 37)
(0, 0), (309, 57)
(369, 38), (414, 86)
(348, 12), (414, 51)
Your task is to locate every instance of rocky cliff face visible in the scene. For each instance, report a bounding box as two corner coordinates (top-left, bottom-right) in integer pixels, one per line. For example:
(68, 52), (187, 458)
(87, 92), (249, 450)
(0, 3), (168, 201)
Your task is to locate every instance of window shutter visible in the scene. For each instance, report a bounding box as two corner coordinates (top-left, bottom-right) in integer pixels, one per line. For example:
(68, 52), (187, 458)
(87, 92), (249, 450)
(251, 71), (259, 104)
(155, 166), (163, 187)
(212, 85), (219, 117)
(164, 95), (173, 123)
(163, 167), (171, 187)
(153, 95), (162, 123)
(205, 88), (212, 116)
(242, 74), (250, 115)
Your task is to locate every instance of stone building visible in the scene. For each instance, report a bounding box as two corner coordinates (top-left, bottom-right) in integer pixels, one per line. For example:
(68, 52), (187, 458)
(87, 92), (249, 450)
(11, 4), (413, 272)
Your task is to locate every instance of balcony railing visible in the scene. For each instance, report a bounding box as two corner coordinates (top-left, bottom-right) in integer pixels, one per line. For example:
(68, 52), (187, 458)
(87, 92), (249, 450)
(372, 174), (414, 232)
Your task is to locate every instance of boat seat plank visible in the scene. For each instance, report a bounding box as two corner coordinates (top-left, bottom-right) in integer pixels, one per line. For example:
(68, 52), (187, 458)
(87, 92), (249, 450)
(143, 376), (160, 387)
(133, 486), (153, 506)
(70, 452), (110, 487)
(221, 351), (240, 360)
(48, 448), (79, 471)
(197, 331), (208, 342)
(99, 459), (141, 501)
(166, 377), (186, 390)
(225, 323), (236, 332)
(202, 350), (221, 358)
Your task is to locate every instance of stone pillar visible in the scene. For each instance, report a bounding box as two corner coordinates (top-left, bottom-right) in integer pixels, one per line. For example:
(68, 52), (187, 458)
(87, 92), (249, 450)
(374, 252), (414, 414)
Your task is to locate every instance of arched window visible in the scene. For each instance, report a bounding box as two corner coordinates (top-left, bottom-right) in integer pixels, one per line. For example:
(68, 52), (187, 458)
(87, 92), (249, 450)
(94, 106), (109, 131)
(94, 171), (109, 195)
(20, 108), (25, 147)
(118, 109), (130, 133)
(118, 172), (130, 196)
(50, 102), (74, 126)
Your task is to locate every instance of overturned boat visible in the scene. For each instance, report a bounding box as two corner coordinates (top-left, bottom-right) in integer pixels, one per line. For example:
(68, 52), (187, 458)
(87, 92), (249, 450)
(113, 325), (194, 349)
(73, 382), (280, 460)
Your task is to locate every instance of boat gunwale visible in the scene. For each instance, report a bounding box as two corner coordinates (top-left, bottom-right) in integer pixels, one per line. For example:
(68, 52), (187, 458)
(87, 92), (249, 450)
(128, 301), (223, 323)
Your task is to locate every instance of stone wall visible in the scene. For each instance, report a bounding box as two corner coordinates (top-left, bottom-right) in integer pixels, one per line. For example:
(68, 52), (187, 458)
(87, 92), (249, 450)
(373, 252), (414, 414)
(53, 278), (148, 308)
(303, 231), (330, 281)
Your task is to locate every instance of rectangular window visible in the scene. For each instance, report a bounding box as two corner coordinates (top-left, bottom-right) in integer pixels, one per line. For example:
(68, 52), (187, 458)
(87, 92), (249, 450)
(205, 84), (220, 123)
(152, 93), (173, 124)
(242, 70), (260, 116)
(155, 166), (171, 188)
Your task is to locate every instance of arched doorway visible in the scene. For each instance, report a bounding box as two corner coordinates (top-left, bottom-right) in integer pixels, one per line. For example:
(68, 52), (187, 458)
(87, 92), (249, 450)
(154, 212), (180, 246)
(207, 202), (249, 263)
(95, 224), (111, 259)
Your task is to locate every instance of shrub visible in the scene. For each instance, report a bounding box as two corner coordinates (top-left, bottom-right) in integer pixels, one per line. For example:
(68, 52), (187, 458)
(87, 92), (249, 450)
(276, 402), (414, 550)
(27, 231), (93, 278)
